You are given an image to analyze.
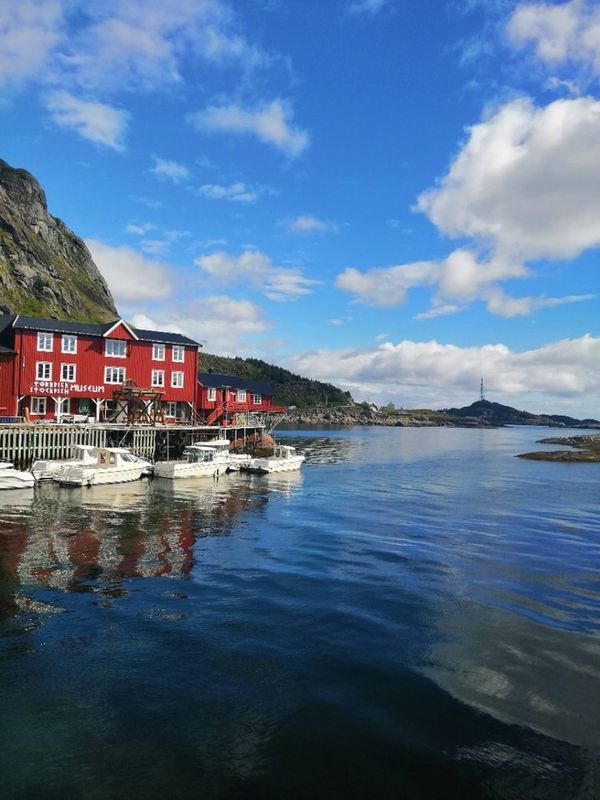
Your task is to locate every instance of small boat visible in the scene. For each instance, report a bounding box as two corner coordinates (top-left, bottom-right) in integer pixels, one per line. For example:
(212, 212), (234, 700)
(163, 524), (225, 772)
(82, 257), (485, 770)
(154, 442), (230, 479)
(32, 444), (99, 481)
(0, 462), (35, 490)
(55, 447), (148, 487)
(243, 444), (305, 474)
(34, 445), (152, 481)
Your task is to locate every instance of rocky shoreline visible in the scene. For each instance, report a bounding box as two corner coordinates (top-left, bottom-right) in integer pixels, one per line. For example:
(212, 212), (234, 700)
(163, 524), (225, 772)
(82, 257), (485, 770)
(517, 434), (600, 462)
(277, 406), (492, 428)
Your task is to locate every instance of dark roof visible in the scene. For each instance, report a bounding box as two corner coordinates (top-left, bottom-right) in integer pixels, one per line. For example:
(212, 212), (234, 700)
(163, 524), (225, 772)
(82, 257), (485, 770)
(7, 314), (199, 347)
(198, 372), (273, 396)
(0, 345), (15, 355)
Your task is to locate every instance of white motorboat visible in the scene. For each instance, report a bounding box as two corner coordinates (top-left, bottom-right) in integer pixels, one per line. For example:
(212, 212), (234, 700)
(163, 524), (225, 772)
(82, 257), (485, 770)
(0, 462), (35, 490)
(154, 442), (230, 479)
(32, 444), (99, 481)
(34, 444), (152, 481)
(55, 447), (148, 487)
(243, 444), (305, 474)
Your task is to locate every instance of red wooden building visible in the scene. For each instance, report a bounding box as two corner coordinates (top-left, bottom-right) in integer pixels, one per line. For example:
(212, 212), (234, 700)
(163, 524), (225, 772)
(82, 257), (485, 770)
(0, 314), (200, 422)
(197, 372), (286, 427)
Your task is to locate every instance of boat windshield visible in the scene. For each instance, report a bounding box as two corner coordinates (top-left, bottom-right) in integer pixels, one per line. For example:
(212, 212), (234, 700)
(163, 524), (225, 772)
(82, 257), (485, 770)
(185, 447), (215, 464)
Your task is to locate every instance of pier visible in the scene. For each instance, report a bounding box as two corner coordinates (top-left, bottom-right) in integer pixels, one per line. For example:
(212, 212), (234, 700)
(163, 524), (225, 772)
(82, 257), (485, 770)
(0, 421), (268, 469)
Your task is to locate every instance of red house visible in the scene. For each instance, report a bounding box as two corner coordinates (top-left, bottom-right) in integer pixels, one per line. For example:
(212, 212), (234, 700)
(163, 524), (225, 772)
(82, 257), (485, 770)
(197, 372), (286, 426)
(0, 314), (200, 422)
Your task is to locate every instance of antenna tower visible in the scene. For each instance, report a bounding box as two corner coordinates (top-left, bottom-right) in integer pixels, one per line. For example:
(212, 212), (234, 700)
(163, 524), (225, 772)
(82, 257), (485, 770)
(480, 378), (485, 401)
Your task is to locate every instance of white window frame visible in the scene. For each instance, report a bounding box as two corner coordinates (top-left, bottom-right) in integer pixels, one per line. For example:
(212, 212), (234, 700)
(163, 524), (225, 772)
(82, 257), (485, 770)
(236, 389), (246, 403)
(252, 394), (262, 405)
(164, 401), (177, 418)
(104, 366), (126, 384)
(36, 361), (52, 380)
(105, 339), (127, 358)
(37, 332), (53, 352)
(171, 371), (184, 388)
(151, 369), (165, 387)
(31, 397), (47, 415)
(152, 343), (165, 361)
(61, 363), (76, 382)
(61, 334), (77, 354)
(172, 345), (184, 363)
(207, 388), (217, 402)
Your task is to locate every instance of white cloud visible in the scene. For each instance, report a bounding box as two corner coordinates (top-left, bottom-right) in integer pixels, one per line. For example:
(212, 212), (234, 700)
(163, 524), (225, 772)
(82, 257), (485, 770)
(289, 334), (600, 413)
(190, 99), (309, 157)
(336, 259), (439, 306)
(508, 0), (600, 75)
(195, 249), (320, 301)
(417, 96), (600, 261)
(125, 222), (155, 235)
(45, 90), (128, 150)
(150, 157), (190, 183)
(0, 0), (63, 86)
(198, 182), (259, 203)
(86, 240), (173, 304)
(285, 215), (338, 235)
(131, 295), (269, 354)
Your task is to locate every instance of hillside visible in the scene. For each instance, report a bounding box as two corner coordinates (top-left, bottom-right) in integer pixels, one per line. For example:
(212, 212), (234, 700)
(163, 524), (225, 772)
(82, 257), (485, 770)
(443, 399), (600, 428)
(200, 352), (353, 408)
(0, 157), (117, 322)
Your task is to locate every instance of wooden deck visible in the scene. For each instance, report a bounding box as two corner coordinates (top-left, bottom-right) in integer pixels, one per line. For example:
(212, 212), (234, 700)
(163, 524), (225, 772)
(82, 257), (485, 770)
(0, 421), (266, 468)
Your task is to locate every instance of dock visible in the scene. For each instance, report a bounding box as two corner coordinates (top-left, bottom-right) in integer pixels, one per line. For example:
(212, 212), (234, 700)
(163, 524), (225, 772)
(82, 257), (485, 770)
(0, 421), (268, 469)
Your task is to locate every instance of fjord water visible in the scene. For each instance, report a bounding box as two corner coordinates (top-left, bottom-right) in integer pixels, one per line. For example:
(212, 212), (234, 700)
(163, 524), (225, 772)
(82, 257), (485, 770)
(0, 427), (599, 799)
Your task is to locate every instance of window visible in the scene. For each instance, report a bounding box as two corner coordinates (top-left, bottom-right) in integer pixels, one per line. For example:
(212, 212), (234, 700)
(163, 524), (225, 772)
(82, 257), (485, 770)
(152, 343), (165, 361)
(207, 388), (217, 402)
(105, 366), (126, 384)
(252, 394), (262, 405)
(171, 371), (184, 388)
(172, 345), (184, 362)
(61, 363), (76, 382)
(151, 369), (165, 387)
(61, 334), (77, 354)
(164, 401), (177, 418)
(37, 332), (53, 351)
(236, 389), (246, 402)
(31, 397), (47, 415)
(105, 339), (127, 357)
(36, 362), (52, 380)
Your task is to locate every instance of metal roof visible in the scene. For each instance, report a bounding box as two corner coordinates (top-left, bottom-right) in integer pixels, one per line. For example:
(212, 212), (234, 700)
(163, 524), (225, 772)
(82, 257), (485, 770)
(5, 314), (199, 346)
(198, 371), (274, 395)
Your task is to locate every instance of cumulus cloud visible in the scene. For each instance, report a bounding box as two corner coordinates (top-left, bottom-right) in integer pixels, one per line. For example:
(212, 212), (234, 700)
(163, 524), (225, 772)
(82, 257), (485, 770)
(194, 249), (319, 301)
(150, 157), (190, 183)
(285, 215), (338, 235)
(131, 295), (269, 354)
(198, 182), (259, 203)
(336, 259), (439, 306)
(289, 334), (600, 412)
(190, 99), (309, 157)
(417, 96), (600, 261)
(86, 240), (173, 303)
(0, 0), (63, 86)
(508, 0), (600, 76)
(45, 90), (128, 150)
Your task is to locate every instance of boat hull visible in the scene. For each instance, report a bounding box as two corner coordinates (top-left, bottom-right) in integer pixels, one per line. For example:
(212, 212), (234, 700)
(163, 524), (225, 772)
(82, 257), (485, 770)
(243, 456), (305, 474)
(0, 468), (35, 490)
(57, 465), (145, 487)
(153, 461), (225, 479)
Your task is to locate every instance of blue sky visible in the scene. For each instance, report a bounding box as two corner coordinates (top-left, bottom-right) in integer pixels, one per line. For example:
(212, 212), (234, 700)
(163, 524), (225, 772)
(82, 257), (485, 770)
(1, 0), (600, 415)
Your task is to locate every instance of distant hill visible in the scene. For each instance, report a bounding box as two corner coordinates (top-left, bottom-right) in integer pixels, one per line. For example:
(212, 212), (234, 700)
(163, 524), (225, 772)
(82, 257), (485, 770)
(0, 157), (117, 322)
(444, 399), (600, 428)
(200, 352), (353, 408)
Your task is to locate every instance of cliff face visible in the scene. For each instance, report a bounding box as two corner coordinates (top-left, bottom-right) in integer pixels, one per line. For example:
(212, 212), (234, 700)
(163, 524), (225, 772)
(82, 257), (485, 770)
(0, 158), (117, 322)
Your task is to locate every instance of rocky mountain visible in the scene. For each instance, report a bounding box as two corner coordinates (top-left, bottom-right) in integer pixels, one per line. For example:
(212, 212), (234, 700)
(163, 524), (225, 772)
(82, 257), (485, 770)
(0, 157), (117, 322)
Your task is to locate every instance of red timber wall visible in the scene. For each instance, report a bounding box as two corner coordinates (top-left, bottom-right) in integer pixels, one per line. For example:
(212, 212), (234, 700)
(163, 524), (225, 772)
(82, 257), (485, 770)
(16, 324), (198, 419)
(0, 353), (16, 415)
(197, 385), (279, 414)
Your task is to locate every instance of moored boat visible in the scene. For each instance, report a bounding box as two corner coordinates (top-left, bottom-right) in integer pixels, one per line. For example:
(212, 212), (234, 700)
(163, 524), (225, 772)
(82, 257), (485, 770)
(154, 442), (230, 479)
(0, 462), (35, 490)
(55, 447), (148, 487)
(32, 444), (99, 481)
(243, 444), (304, 474)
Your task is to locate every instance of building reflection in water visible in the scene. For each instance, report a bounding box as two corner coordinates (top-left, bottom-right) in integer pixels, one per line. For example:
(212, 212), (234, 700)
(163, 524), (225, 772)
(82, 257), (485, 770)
(0, 470), (304, 622)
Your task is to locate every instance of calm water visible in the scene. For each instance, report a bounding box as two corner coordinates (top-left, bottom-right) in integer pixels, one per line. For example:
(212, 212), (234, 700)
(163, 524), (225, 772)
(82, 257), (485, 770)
(0, 426), (599, 799)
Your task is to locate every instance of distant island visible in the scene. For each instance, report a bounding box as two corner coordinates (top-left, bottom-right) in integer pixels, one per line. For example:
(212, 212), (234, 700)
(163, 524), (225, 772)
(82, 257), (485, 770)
(517, 434), (600, 463)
